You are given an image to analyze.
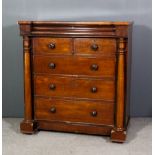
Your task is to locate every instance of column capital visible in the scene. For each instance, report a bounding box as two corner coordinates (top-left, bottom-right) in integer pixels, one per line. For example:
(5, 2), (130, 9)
(117, 38), (126, 55)
(23, 36), (31, 52)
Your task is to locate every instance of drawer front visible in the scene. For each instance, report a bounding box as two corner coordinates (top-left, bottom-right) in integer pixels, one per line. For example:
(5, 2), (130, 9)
(33, 38), (72, 54)
(33, 56), (116, 78)
(74, 38), (116, 55)
(34, 97), (114, 125)
(34, 75), (115, 101)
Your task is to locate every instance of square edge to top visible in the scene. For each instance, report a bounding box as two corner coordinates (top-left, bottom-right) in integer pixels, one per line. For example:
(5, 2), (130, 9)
(18, 21), (133, 26)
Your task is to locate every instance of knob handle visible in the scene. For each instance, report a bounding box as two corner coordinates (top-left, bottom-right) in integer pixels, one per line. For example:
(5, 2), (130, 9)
(91, 87), (97, 93)
(91, 111), (97, 117)
(49, 43), (56, 49)
(90, 64), (98, 71)
(91, 44), (98, 51)
(49, 84), (56, 90)
(49, 63), (56, 69)
(50, 107), (56, 113)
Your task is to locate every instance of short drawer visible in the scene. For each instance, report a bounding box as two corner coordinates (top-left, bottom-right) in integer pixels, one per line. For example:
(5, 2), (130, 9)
(74, 38), (116, 55)
(34, 97), (114, 125)
(33, 56), (116, 78)
(34, 75), (115, 101)
(33, 38), (72, 55)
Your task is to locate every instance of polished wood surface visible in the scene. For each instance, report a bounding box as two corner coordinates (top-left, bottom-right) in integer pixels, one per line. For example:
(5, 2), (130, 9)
(116, 38), (126, 129)
(34, 75), (115, 100)
(33, 56), (116, 77)
(38, 120), (113, 135)
(74, 38), (116, 55)
(34, 97), (114, 125)
(18, 21), (133, 26)
(20, 36), (38, 133)
(18, 21), (132, 143)
(23, 36), (32, 121)
(33, 38), (72, 55)
(111, 38), (126, 142)
(18, 21), (133, 37)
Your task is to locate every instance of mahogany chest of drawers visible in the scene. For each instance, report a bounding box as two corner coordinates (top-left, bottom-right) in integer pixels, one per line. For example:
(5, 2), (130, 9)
(18, 21), (132, 142)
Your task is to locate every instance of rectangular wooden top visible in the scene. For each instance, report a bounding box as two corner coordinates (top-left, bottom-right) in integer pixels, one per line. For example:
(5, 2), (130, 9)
(18, 21), (133, 26)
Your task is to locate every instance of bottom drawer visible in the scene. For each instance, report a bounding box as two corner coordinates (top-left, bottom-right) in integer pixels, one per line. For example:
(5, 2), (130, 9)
(34, 97), (114, 125)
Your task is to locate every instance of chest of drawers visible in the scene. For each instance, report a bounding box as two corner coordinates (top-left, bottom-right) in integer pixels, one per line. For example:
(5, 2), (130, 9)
(18, 21), (132, 142)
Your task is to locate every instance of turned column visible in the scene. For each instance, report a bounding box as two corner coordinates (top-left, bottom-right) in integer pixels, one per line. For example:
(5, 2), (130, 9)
(20, 36), (38, 133)
(23, 36), (32, 121)
(111, 38), (126, 142)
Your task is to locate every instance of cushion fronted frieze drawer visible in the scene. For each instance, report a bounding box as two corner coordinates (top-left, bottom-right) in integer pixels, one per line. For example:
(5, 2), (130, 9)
(18, 21), (133, 143)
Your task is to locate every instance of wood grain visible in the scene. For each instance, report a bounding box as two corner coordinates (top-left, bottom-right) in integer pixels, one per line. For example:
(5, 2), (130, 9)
(33, 38), (72, 55)
(74, 38), (116, 55)
(33, 56), (116, 78)
(34, 97), (114, 125)
(115, 38), (126, 129)
(38, 120), (113, 135)
(23, 36), (32, 121)
(34, 75), (115, 101)
(18, 21), (133, 26)
(18, 21), (132, 143)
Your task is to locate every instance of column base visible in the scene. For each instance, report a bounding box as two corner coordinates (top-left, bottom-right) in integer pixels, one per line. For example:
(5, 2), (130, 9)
(111, 128), (126, 143)
(20, 120), (38, 134)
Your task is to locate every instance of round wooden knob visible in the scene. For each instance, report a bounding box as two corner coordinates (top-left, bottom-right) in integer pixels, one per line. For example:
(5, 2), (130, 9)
(91, 44), (98, 51)
(49, 43), (56, 49)
(91, 87), (97, 93)
(91, 111), (97, 117)
(49, 84), (56, 90)
(50, 107), (56, 113)
(91, 64), (98, 71)
(49, 63), (56, 69)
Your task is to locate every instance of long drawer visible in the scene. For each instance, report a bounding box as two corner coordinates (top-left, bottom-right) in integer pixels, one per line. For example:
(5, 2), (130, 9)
(33, 56), (116, 78)
(34, 97), (114, 125)
(34, 75), (115, 101)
